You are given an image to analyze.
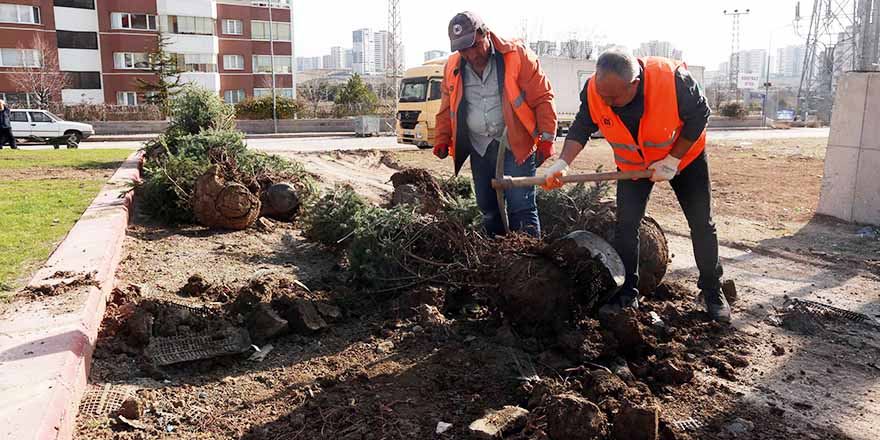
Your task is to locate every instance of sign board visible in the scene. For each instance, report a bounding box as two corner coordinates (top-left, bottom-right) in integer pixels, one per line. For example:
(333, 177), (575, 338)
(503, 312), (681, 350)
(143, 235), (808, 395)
(776, 109), (795, 121)
(737, 73), (761, 90)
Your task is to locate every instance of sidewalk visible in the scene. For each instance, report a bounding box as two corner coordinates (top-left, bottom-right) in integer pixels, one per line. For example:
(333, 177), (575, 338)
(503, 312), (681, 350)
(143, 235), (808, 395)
(84, 131), (385, 143)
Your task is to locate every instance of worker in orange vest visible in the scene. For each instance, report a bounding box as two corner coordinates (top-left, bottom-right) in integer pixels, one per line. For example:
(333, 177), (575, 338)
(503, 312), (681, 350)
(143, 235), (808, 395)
(543, 48), (730, 323)
(434, 11), (557, 238)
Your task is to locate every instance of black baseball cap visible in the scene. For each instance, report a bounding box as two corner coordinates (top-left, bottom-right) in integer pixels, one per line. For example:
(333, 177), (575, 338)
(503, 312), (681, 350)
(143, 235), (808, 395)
(448, 11), (485, 52)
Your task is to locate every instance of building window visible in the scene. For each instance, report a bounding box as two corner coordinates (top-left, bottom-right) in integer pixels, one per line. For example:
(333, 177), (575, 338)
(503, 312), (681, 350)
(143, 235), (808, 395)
(114, 52), (150, 69)
(111, 12), (157, 30)
(223, 89), (245, 104)
(175, 53), (217, 72)
(53, 0), (94, 10)
(65, 71), (101, 89)
(254, 88), (294, 98)
(0, 4), (40, 24)
(56, 31), (99, 50)
(117, 92), (137, 106)
(251, 20), (290, 41)
(252, 55), (292, 73)
(0, 93), (37, 108)
(222, 19), (242, 35)
(0, 48), (41, 68)
(223, 54), (244, 70)
(160, 15), (215, 35)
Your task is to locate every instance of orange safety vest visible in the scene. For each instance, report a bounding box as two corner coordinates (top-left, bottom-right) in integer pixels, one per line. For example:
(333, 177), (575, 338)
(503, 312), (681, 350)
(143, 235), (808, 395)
(444, 51), (540, 162)
(587, 57), (706, 172)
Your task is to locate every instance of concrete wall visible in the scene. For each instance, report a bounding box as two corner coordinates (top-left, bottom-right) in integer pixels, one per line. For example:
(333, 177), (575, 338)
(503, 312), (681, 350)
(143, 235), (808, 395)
(90, 118), (396, 135)
(817, 72), (880, 226)
(707, 115), (766, 129)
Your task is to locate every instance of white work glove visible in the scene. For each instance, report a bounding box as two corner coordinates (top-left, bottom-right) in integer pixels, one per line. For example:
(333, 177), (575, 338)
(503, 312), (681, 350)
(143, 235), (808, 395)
(541, 159), (569, 190)
(648, 155), (681, 182)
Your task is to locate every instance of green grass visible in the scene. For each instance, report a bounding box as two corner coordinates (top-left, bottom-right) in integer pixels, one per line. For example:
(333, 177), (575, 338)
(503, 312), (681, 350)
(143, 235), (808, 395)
(0, 149), (133, 170)
(0, 149), (132, 297)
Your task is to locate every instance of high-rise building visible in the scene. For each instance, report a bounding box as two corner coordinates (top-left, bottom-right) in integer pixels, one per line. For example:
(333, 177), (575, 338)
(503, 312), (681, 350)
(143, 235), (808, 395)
(326, 46), (346, 69)
(0, 0), (295, 106)
(373, 30), (390, 73)
(777, 45), (806, 79)
(344, 49), (354, 69)
(424, 50), (448, 62)
(352, 28), (374, 74)
(296, 56), (323, 72)
(732, 49), (767, 75)
(634, 40), (682, 60)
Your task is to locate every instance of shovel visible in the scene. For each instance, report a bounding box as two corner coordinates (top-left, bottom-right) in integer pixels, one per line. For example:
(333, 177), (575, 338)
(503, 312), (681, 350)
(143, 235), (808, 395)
(492, 169), (653, 191)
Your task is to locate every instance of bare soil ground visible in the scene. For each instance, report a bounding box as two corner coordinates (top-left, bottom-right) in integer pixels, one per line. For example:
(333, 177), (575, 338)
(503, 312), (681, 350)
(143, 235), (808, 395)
(76, 138), (880, 439)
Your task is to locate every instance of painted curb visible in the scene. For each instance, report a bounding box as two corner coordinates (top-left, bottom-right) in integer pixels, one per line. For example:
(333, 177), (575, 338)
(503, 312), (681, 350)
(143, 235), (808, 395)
(0, 151), (143, 440)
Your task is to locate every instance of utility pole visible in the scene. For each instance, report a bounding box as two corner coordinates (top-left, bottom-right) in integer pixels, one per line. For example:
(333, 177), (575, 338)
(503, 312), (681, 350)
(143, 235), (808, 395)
(387, 0), (402, 104)
(268, 0), (278, 133)
(724, 9), (750, 102)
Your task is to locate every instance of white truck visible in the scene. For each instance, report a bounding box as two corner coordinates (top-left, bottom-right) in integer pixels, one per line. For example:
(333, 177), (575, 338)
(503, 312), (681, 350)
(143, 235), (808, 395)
(537, 57), (596, 136)
(8, 109), (94, 148)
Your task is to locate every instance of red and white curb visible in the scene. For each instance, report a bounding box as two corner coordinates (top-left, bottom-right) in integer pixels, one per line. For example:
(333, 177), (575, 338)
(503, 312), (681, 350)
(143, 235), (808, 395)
(0, 151), (143, 440)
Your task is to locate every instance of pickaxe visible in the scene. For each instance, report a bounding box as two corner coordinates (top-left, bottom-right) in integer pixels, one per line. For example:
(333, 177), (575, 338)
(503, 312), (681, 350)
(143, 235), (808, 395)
(490, 150), (653, 233)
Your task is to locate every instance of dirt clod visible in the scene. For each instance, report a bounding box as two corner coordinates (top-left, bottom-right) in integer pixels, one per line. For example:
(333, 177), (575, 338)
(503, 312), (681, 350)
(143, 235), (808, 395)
(468, 406), (529, 439)
(545, 393), (608, 440)
(612, 403), (659, 440)
(722, 279), (738, 304)
(655, 359), (694, 385)
(247, 303), (288, 344)
(279, 299), (328, 333)
(117, 397), (144, 420)
(260, 182), (300, 221)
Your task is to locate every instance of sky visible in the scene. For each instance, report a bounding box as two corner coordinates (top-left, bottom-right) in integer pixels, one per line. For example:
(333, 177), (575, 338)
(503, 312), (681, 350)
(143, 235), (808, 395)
(293, 0), (812, 71)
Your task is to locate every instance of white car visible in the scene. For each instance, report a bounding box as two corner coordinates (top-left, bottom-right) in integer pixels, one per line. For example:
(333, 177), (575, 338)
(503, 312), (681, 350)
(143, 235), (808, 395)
(9, 109), (94, 148)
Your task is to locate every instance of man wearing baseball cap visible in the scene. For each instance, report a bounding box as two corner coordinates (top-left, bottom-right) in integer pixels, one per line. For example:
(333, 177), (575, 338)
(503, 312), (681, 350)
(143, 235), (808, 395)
(434, 11), (557, 238)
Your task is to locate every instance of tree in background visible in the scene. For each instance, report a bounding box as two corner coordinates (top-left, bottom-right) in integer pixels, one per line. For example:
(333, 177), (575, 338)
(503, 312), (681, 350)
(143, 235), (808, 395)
(138, 35), (183, 116)
(297, 79), (334, 118)
(10, 36), (70, 109)
(334, 74), (378, 117)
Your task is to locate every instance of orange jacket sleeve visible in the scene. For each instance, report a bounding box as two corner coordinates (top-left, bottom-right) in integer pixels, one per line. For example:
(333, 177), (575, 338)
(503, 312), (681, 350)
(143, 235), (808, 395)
(434, 71), (452, 147)
(516, 45), (557, 141)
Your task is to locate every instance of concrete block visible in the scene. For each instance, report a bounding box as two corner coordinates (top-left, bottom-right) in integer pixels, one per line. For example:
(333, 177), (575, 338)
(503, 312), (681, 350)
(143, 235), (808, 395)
(828, 73), (868, 148)
(861, 73), (880, 150)
(817, 144), (860, 221)
(853, 149), (880, 225)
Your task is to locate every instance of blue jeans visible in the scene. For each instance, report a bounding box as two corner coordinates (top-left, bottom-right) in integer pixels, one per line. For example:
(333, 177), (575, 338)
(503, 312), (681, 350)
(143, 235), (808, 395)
(469, 140), (540, 238)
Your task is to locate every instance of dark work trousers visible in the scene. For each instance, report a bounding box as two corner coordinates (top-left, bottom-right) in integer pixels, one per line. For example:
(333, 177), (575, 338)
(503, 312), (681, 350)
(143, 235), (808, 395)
(470, 139), (540, 238)
(615, 152), (723, 297)
(0, 128), (16, 149)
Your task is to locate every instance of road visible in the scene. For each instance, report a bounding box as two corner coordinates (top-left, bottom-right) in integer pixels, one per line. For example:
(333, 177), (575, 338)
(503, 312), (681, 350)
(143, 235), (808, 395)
(14, 127), (830, 152)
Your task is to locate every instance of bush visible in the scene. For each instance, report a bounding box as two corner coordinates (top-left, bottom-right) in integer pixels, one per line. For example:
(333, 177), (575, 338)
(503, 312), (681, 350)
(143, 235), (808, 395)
(720, 101), (748, 119)
(50, 103), (164, 122)
(235, 96), (302, 120)
(139, 128), (317, 224)
(168, 84), (235, 135)
(300, 185), (372, 247)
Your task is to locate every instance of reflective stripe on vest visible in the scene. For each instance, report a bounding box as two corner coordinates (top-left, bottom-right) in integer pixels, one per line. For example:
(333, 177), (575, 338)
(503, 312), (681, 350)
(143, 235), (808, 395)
(614, 154), (645, 166)
(609, 141), (638, 152)
(643, 129), (677, 148)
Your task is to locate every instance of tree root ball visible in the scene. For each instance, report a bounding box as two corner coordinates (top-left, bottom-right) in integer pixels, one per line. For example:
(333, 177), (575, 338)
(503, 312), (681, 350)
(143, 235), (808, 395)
(496, 255), (578, 332)
(260, 182), (300, 221)
(587, 211), (670, 296)
(193, 165), (261, 230)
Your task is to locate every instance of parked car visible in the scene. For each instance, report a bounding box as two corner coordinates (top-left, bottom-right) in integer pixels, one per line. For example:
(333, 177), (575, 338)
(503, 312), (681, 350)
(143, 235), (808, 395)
(9, 109), (94, 149)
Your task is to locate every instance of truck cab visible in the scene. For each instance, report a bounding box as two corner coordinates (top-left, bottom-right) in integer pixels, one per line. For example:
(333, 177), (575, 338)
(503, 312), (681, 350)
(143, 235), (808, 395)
(396, 60), (445, 149)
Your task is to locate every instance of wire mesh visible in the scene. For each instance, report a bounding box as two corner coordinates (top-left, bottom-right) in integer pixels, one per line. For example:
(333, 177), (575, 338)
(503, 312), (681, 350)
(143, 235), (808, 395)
(78, 383), (137, 418)
(145, 327), (251, 366)
(671, 418), (704, 431)
(787, 299), (880, 329)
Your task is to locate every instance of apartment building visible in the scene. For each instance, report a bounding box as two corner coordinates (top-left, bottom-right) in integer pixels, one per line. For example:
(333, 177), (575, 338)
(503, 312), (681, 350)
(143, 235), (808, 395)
(0, 0), (293, 107)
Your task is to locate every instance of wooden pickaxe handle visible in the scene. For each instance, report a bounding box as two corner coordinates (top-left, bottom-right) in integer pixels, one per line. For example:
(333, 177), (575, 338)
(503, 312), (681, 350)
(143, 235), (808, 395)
(492, 169), (654, 190)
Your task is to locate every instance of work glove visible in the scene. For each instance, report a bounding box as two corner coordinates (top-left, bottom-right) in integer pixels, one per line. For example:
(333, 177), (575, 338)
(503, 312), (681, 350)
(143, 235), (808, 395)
(535, 140), (554, 167)
(541, 159), (569, 190)
(433, 143), (449, 159)
(648, 155), (681, 182)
